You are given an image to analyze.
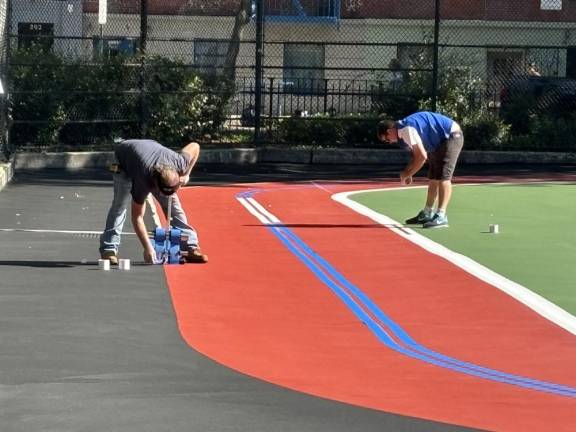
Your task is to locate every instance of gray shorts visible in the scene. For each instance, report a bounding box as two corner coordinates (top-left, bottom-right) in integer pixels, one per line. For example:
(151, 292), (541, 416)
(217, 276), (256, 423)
(427, 132), (464, 181)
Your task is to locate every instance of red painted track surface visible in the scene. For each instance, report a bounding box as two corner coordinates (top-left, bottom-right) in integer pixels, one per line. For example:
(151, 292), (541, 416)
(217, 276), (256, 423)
(163, 179), (576, 432)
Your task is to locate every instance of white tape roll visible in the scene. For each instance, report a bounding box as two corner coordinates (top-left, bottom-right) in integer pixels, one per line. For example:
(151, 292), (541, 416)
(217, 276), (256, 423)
(98, 259), (110, 270)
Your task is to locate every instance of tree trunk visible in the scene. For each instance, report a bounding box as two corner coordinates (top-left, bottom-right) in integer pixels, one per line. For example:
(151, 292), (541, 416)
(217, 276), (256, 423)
(223, 0), (253, 83)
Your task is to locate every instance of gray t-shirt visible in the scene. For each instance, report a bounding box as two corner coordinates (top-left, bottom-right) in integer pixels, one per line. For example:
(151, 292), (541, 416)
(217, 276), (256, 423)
(115, 139), (190, 204)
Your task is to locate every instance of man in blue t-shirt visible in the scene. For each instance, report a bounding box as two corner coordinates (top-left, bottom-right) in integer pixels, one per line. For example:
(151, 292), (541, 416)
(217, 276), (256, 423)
(99, 139), (208, 264)
(377, 111), (464, 228)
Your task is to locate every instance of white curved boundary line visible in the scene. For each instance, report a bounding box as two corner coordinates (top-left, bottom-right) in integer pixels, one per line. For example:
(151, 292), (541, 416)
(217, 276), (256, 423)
(332, 187), (576, 336)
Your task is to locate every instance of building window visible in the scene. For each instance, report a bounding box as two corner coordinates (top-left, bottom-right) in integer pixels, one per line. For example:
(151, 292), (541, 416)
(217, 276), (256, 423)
(265, 0), (338, 18)
(283, 43), (325, 94)
(18, 22), (54, 53)
(540, 0), (562, 10)
(93, 37), (139, 59)
(194, 39), (229, 75)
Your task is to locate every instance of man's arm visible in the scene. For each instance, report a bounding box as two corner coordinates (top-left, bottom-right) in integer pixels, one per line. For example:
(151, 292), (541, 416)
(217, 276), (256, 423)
(180, 142), (200, 178)
(131, 200), (156, 264)
(401, 143), (427, 180)
(398, 127), (427, 184)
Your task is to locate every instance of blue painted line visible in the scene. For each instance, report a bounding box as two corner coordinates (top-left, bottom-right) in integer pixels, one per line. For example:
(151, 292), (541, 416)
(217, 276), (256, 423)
(237, 190), (576, 398)
(267, 223), (576, 398)
(274, 224), (576, 398)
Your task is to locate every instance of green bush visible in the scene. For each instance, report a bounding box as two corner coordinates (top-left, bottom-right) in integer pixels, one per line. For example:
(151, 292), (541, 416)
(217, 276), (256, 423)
(276, 114), (345, 146)
(274, 113), (383, 147)
(461, 115), (511, 150)
(505, 113), (576, 151)
(462, 111), (576, 152)
(144, 56), (224, 145)
(10, 48), (68, 146)
(9, 46), (576, 152)
(9, 50), (233, 148)
(341, 114), (381, 147)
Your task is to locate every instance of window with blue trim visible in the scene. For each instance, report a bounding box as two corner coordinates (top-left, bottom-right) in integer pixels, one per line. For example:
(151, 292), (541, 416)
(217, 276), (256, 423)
(93, 37), (138, 59)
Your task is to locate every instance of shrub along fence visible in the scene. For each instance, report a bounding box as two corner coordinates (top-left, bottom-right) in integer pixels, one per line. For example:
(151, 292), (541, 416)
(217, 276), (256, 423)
(10, 50), (232, 149)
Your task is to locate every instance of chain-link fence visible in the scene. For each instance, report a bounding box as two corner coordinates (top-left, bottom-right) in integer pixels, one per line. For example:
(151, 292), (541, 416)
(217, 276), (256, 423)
(4, 0), (576, 152)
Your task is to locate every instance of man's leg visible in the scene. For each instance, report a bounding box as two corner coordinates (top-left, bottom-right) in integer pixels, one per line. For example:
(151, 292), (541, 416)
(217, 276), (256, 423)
(437, 179), (452, 212)
(154, 192), (199, 246)
(153, 192), (207, 263)
(405, 158), (439, 225)
(422, 179), (450, 228)
(436, 132), (463, 214)
(405, 181), (436, 225)
(99, 173), (132, 258)
(423, 132), (463, 228)
(426, 180), (439, 209)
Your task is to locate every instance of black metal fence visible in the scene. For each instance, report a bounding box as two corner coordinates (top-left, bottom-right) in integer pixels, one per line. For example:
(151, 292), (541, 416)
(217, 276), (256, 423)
(3, 0), (576, 152)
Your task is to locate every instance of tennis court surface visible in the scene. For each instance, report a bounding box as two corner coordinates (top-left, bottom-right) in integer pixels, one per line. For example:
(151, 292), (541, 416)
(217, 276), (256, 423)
(1, 164), (575, 432)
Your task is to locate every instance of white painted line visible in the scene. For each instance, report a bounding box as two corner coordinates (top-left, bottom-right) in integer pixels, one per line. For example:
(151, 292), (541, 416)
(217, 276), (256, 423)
(0, 228), (135, 235)
(237, 197), (274, 225)
(332, 186), (576, 336)
(246, 197), (281, 224)
(2, 190), (176, 236)
(310, 181), (333, 194)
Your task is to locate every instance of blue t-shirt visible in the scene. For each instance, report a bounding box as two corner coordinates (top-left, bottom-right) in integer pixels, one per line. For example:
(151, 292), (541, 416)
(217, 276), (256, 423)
(115, 139), (190, 204)
(397, 112), (454, 152)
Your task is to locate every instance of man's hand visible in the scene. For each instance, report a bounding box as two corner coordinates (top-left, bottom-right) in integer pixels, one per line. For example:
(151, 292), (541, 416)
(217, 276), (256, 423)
(143, 248), (156, 264)
(400, 171), (413, 185)
(179, 174), (190, 186)
(400, 142), (426, 185)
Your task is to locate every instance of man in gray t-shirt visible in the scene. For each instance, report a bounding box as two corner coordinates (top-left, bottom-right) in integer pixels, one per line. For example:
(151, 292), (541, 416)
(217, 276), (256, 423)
(99, 139), (208, 264)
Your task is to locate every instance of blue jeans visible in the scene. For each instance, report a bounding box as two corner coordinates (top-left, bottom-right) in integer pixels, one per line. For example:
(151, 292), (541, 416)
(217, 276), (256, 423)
(99, 172), (199, 254)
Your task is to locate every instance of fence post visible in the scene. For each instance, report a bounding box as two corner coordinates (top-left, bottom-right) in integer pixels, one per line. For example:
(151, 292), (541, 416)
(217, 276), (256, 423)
(323, 78), (328, 113)
(253, 0), (264, 146)
(2, 0), (12, 157)
(268, 77), (274, 138)
(140, 0), (148, 54)
(139, 0), (148, 137)
(431, 0), (441, 112)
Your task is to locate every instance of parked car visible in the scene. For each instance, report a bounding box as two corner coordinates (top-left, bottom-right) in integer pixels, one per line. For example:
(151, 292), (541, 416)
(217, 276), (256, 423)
(499, 75), (576, 129)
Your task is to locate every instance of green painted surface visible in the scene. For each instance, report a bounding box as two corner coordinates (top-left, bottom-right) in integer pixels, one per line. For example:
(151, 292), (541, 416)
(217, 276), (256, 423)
(350, 184), (576, 316)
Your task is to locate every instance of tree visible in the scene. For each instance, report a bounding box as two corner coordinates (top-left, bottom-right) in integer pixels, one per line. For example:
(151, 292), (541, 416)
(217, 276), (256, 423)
(223, 0), (253, 83)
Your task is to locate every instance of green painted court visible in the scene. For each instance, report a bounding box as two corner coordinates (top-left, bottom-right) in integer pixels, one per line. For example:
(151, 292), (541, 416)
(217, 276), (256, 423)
(350, 183), (576, 315)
